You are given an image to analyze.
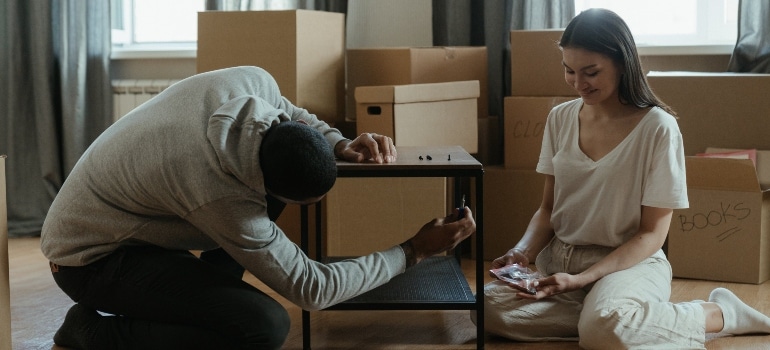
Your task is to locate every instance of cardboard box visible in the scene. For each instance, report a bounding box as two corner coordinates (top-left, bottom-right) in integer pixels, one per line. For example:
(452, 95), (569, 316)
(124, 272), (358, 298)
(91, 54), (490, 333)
(0, 155), (10, 349)
(355, 81), (479, 153)
(646, 72), (770, 156)
(503, 96), (574, 169)
(667, 156), (770, 284)
(482, 166), (545, 261)
(346, 46), (488, 121)
(197, 10), (345, 123)
(510, 30), (578, 97)
(325, 177), (446, 256)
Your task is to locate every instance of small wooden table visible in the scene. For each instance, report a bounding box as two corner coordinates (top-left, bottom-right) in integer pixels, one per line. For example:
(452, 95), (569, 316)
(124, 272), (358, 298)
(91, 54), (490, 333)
(300, 145), (485, 349)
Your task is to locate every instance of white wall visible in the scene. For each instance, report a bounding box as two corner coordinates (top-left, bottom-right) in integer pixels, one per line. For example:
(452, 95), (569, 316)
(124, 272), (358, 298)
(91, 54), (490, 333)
(345, 0), (432, 48)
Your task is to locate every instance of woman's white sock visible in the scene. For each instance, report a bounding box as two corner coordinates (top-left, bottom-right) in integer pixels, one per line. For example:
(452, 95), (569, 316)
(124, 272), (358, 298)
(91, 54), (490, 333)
(709, 287), (770, 335)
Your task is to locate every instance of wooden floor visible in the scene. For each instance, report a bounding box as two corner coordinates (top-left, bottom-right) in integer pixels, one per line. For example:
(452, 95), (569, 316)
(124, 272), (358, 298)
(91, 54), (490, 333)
(7, 236), (770, 349)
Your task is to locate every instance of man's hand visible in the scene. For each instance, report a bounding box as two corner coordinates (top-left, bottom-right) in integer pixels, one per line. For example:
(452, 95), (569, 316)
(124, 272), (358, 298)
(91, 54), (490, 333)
(335, 133), (397, 164)
(403, 207), (475, 267)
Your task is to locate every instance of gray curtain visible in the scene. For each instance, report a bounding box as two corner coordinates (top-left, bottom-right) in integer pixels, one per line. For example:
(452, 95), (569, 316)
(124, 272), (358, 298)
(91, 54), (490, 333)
(0, 0), (111, 237)
(433, 0), (572, 167)
(727, 0), (770, 73)
(433, 0), (573, 119)
(205, 0), (347, 12)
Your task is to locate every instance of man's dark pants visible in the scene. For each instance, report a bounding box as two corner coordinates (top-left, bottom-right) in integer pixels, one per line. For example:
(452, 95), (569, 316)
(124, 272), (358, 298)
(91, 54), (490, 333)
(52, 195), (289, 349)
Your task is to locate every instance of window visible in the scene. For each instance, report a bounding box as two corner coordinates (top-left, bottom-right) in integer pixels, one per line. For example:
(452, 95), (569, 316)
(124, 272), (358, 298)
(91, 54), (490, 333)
(112, 0), (740, 56)
(574, 0), (739, 47)
(111, 0), (205, 46)
(111, 0), (298, 48)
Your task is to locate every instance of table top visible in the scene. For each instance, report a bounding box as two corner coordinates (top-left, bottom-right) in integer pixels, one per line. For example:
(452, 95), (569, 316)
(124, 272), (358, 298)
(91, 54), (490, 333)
(336, 146), (483, 177)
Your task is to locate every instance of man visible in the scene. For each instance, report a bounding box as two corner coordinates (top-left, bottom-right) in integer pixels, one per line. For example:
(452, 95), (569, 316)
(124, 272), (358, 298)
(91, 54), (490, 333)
(41, 66), (475, 349)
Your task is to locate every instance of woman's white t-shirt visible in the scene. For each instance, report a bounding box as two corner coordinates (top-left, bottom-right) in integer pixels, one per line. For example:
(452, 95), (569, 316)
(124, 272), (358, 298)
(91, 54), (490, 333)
(536, 99), (689, 247)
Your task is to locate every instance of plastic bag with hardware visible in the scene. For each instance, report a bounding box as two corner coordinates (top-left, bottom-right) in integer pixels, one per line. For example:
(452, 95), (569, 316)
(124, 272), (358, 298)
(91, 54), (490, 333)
(489, 264), (542, 294)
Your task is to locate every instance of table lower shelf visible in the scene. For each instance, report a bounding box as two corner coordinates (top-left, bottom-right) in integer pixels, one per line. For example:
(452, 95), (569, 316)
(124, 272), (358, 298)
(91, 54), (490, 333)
(321, 256), (477, 311)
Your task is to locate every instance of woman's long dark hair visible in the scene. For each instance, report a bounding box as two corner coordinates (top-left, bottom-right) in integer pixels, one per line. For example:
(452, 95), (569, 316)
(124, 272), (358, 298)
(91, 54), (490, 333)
(560, 8), (675, 116)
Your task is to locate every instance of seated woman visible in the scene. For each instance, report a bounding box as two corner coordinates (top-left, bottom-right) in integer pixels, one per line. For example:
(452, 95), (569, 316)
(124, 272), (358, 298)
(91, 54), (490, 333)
(476, 8), (770, 349)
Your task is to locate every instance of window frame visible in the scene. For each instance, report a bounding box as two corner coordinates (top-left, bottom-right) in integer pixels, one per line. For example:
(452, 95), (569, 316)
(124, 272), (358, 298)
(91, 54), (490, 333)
(574, 0), (738, 48)
(111, 0), (738, 60)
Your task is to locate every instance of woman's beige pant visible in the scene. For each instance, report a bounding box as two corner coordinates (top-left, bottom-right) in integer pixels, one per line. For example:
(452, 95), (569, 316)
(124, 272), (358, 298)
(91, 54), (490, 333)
(479, 238), (707, 349)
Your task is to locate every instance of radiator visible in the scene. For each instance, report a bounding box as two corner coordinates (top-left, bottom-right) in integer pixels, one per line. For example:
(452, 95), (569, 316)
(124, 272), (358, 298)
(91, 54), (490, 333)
(111, 79), (179, 122)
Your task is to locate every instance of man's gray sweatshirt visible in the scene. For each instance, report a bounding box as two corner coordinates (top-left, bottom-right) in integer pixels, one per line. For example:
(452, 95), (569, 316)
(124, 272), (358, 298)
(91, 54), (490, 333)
(41, 66), (406, 310)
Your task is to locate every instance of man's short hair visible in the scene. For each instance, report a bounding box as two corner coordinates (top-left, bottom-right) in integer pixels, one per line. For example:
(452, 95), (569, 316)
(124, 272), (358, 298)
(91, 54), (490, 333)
(259, 121), (337, 201)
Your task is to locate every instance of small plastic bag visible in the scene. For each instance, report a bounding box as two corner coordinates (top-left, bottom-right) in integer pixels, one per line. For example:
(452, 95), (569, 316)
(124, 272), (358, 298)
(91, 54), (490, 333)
(490, 264), (542, 294)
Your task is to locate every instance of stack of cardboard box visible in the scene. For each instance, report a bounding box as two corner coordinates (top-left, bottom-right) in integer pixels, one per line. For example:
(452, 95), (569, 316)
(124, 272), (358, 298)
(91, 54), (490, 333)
(647, 72), (770, 284)
(197, 10), (488, 256)
(354, 80), (479, 153)
(333, 49), (486, 256)
(344, 80), (478, 254)
(482, 30), (577, 260)
(346, 47), (488, 123)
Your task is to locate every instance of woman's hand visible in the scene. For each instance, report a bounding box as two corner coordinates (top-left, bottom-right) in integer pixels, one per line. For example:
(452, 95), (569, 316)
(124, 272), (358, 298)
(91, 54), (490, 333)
(516, 272), (587, 300)
(489, 248), (533, 285)
(335, 133), (397, 163)
(491, 248), (530, 270)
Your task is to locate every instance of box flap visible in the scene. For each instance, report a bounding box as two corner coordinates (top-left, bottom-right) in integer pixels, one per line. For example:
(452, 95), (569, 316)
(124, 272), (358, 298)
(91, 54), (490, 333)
(347, 46), (479, 52)
(510, 28), (566, 34)
(648, 71), (770, 78)
(686, 156), (760, 192)
(706, 148), (770, 190)
(355, 80), (480, 104)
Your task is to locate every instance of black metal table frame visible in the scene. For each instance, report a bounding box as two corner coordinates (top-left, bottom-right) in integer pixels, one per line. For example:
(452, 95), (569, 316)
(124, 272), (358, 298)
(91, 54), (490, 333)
(299, 146), (484, 349)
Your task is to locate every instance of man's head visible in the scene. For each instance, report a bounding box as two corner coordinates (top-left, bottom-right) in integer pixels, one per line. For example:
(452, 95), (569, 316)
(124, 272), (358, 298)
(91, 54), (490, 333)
(259, 121), (337, 204)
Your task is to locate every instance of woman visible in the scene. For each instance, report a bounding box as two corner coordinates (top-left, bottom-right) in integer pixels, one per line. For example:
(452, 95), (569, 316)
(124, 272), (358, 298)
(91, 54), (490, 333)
(479, 8), (770, 349)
